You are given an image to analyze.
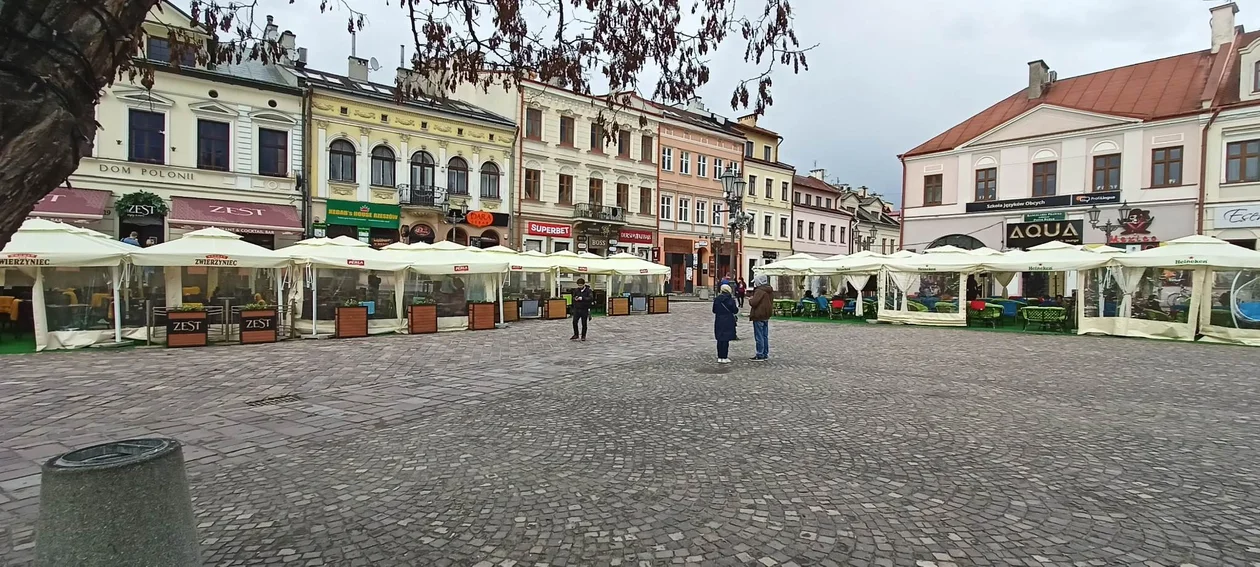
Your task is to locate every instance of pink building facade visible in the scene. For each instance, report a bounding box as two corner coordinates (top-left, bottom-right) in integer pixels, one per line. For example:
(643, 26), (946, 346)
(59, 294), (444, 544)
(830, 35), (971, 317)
(791, 172), (853, 257)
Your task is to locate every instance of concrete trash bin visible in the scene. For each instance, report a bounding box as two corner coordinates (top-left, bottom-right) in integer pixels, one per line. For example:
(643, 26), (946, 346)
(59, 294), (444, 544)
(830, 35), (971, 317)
(36, 438), (202, 567)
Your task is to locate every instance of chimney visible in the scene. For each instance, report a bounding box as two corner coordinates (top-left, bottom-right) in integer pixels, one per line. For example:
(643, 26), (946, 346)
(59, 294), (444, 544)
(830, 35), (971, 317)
(809, 168), (826, 180)
(263, 15), (279, 42)
(278, 30), (296, 64)
(859, 185), (868, 198)
(685, 97), (706, 113)
(1210, 2), (1239, 54)
(348, 56), (369, 82)
(1027, 60), (1050, 99)
(296, 47), (308, 68)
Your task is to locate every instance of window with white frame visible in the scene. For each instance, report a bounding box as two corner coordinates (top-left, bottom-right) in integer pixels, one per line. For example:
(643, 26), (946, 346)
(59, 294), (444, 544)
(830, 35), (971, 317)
(659, 194), (673, 220)
(678, 197), (691, 223)
(713, 158), (723, 179)
(712, 208), (722, 226)
(779, 216), (788, 238)
(746, 210), (756, 235)
(697, 155), (707, 177)
(763, 214), (771, 236)
(695, 200), (706, 226)
(662, 147), (673, 171)
(680, 151), (691, 175)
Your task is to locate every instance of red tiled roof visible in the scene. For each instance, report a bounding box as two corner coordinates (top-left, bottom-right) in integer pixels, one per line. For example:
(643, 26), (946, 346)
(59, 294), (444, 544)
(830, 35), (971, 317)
(1214, 30), (1260, 106)
(905, 49), (1220, 157)
(793, 174), (842, 194)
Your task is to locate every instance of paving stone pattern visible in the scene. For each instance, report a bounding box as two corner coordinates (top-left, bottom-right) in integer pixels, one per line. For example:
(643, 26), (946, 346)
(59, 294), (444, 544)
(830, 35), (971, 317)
(2, 304), (1260, 566)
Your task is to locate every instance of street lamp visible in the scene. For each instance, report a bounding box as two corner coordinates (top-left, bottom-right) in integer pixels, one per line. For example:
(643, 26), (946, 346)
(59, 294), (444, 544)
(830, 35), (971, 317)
(853, 223), (877, 252)
(1087, 200), (1131, 244)
(716, 163), (749, 283)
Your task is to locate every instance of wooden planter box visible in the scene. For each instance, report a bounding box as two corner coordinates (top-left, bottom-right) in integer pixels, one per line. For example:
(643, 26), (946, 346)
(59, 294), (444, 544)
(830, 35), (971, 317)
(335, 305), (369, 338)
(608, 297), (631, 316)
(544, 298), (569, 320)
(468, 302), (496, 330)
(500, 300), (520, 322)
(239, 309), (278, 344)
(166, 310), (208, 348)
(648, 295), (670, 314)
(407, 304), (438, 334)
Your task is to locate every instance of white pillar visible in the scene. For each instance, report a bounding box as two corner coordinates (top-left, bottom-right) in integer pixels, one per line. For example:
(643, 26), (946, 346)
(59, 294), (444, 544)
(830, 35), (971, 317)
(470, 151), (482, 210)
(358, 129), (371, 202)
(399, 139), (410, 189)
(316, 126), (328, 199)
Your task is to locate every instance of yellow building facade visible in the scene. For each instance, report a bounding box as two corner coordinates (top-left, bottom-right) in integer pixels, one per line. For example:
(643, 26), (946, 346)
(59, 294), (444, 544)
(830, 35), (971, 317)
(295, 63), (516, 248)
(733, 115), (796, 279)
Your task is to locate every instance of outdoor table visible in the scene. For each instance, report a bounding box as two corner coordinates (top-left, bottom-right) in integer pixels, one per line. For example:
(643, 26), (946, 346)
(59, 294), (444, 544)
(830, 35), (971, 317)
(1021, 306), (1068, 332)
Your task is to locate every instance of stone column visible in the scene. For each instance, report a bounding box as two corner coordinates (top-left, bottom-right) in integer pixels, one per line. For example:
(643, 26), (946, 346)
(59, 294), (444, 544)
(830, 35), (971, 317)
(357, 127), (370, 202)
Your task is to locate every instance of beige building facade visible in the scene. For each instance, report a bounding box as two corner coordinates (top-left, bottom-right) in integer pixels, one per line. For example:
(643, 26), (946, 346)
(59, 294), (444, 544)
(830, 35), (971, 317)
(733, 115), (794, 281)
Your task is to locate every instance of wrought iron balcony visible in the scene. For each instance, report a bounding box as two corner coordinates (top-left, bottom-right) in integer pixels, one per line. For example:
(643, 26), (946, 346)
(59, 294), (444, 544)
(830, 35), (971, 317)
(574, 203), (627, 223)
(397, 184), (446, 208)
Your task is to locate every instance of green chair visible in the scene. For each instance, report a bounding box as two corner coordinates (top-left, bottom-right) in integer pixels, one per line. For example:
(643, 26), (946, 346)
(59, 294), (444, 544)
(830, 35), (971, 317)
(934, 302), (957, 313)
(907, 301), (929, 312)
(1143, 309), (1171, 322)
(800, 301), (819, 318)
(969, 303), (1003, 328)
(1021, 306), (1068, 332)
(1211, 309), (1235, 328)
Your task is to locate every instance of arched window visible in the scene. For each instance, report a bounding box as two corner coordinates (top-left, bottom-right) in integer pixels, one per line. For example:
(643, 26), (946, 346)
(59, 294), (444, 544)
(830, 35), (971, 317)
(480, 162), (500, 199)
(370, 146), (396, 187)
(328, 140), (356, 182)
(410, 151), (435, 188)
(447, 157), (469, 195)
(446, 227), (469, 245)
(927, 234), (985, 250)
(478, 229), (501, 248)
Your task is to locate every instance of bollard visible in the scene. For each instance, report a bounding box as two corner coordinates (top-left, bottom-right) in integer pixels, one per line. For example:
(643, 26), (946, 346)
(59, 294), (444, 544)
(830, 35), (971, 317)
(35, 438), (202, 567)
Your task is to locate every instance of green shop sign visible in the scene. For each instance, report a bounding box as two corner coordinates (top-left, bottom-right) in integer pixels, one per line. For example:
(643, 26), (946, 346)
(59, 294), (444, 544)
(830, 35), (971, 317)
(1023, 212), (1066, 222)
(326, 200), (400, 229)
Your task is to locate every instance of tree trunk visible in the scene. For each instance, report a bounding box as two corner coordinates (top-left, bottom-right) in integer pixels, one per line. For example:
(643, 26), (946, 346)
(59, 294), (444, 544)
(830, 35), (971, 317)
(0, 0), (157, 248)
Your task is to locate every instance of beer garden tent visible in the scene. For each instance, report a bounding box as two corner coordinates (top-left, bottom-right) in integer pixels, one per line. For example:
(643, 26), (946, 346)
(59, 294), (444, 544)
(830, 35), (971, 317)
(284, 236), (411, 336)
(477, 247), (558, 318)
(878, 246), (999, 326)
(129, 227), (287, 308)
(810, 250), (890, 316)
(390, 240), (511, 330)
(0, 219), (132, 351)
(755, 253), (823, 276)
(1079, 235), (1260, 343)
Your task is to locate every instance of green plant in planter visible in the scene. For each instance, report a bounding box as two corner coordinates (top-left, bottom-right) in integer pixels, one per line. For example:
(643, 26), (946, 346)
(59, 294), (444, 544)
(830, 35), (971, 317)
(242, 302), (270, 310)
(168, 304), (205, 312)
(505, 293), (525, 301)
(411, 296), (437, 305)
(342, 298), (363, 307)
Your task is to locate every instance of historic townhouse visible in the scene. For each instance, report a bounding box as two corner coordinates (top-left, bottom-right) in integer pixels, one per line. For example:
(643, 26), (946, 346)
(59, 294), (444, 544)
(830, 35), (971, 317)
(838, 186), (901, 254)
(449, 81), (660, 258)
(792, 171), (854, 258)
(45, 2), (305, 249)
(898, 4), (1235, 296)
(1202, 4), (1260, 250)
(732, 115), (796, 281)
(655, 100), (746, 292)
(293, 56), (515, 249)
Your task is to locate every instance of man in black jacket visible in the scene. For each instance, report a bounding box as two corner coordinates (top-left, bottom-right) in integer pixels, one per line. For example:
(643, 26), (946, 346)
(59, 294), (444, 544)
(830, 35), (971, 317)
(570, 278), (593, 341)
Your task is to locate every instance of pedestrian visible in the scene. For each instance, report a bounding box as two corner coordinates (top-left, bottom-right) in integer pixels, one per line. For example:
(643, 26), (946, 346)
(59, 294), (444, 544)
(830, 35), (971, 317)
(712, 283), (738, 363)
(747, 274), (773, 361)
(735, 278), (747, 308)
(570, 277), (593, 341)
(121, 231), (141, 246)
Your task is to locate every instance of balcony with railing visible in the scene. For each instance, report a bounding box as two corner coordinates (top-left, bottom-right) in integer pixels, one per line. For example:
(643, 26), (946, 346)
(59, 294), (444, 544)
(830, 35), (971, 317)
(397, 184), (447, 209)
(574, 203), (627, 223)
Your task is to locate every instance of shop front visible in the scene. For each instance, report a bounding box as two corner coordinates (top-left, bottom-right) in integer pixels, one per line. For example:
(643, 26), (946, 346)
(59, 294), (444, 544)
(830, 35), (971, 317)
(1207, 202), (1260, 250)
(662, 237), (695, 294)
(575, 221), (621, 257)
(325, 199), (401, 249)
(521, 220), (573, 254)
(1005, 214), (1084, 298)
(404, 209), (510, 248)
(614, 228), (656, 259)
(28, 187), (113, 236)
(114, 191), (169, 246)
(167, 196), (303, 249)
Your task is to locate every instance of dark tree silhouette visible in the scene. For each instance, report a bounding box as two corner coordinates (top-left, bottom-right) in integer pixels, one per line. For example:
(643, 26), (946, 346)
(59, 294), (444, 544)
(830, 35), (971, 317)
(0, 0), (810, 247)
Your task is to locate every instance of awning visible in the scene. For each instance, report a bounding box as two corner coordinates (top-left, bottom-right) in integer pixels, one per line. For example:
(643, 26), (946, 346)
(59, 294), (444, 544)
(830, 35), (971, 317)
(29, 187), (111, 222)
(169, 196), (303, 235)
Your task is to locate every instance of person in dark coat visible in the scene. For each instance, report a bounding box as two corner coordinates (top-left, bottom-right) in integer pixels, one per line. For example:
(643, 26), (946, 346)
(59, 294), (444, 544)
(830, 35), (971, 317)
(570, 278), (594, 341)
(712, 283), (739, 363)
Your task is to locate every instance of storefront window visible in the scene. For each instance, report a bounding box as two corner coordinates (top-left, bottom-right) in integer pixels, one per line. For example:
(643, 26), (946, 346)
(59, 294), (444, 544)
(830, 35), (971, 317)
(42, 267), (116, 332)
(304, 269), (398, 322)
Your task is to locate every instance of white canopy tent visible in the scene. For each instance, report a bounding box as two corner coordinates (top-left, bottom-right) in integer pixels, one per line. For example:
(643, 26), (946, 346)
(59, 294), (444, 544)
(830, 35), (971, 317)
(809, 251), (890, 317)
(604, 252), (669, 313)
(386, 240), (511, 330)
(877, 246), (995, 326)
(284, 236), (411, 336)
(1078, 236), (1260, 343)
(0, 219), (132, 350)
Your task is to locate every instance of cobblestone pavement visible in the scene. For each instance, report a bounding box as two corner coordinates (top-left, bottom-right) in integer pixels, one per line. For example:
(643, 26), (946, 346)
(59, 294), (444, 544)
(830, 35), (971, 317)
(3, 303), (1260, 566)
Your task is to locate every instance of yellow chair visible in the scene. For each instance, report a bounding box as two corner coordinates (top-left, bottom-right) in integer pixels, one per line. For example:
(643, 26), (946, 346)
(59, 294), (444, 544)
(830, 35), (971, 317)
(0, 296), (14, 318)
(182, 286), (201, 296)
(91, 292), (111, 309)
(62, 290), (79, 304)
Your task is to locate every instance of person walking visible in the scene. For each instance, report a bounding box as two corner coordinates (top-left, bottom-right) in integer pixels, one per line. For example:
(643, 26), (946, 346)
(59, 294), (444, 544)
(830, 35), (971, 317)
(570, 278), (593, 341)
(735, 278), (748, 308)
(747, 274), (774, 361)
(712, 283), (739, 363)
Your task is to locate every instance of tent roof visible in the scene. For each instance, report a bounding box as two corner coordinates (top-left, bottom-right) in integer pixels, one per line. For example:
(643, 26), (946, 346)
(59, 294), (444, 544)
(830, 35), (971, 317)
(1114, 235), (1260, 269)
(283, 236), (411, 271)
(756, 253), (824, 276)
(982, 242), (1111, 272)
(130, 227), (287, 268)
(888, 246), (992, 272)
(547, 250), (616, 274)
(1, 218), (129, 267)
(604, 253), (670, 275)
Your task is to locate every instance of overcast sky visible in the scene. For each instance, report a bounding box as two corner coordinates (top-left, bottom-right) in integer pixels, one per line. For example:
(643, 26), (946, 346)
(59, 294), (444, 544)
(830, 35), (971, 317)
(252, 0), (1249, 207)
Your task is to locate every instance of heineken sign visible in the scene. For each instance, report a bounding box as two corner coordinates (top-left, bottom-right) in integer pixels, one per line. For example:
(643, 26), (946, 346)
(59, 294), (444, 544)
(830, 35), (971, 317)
(1005, 220), (1083, 250)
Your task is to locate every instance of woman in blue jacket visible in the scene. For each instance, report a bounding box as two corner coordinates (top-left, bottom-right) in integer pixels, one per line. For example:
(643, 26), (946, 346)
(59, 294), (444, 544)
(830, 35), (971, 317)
(712, 283), (739, 363)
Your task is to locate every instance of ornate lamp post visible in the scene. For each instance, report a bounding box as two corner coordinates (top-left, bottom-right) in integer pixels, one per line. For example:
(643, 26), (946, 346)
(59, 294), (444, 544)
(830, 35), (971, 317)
(717, 163), (750, 283)
(853, 224), (877, 252)
(1087, 200), (1131, 244)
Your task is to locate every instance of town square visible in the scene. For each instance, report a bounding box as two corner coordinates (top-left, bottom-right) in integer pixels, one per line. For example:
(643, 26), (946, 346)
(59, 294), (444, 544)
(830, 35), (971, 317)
(5, 0), (1260, 565)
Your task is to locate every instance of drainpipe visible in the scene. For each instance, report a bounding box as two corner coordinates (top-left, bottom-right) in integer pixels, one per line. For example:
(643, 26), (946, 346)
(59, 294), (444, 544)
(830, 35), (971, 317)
(515, 87), (525, 248)
(1197, 108), (1223, 235)
(897, 155), (907, 248)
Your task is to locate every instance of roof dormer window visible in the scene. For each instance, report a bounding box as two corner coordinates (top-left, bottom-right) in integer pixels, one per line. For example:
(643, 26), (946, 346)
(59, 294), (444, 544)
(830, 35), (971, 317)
(146, 37), (196, 68)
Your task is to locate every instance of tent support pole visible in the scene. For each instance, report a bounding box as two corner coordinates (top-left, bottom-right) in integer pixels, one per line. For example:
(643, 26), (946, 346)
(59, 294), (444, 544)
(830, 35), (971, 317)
(310, 267), (318, 338)
(111, 265), (123, 343)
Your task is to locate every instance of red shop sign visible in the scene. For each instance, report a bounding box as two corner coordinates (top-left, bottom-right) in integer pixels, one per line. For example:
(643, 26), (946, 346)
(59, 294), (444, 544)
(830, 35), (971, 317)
(526, 221), (571, 238)
(617, 229), (655, 244)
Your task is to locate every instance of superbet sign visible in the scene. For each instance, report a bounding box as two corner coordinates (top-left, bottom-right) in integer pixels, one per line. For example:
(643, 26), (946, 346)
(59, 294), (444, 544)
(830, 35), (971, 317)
(526, 222), (571, 238)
